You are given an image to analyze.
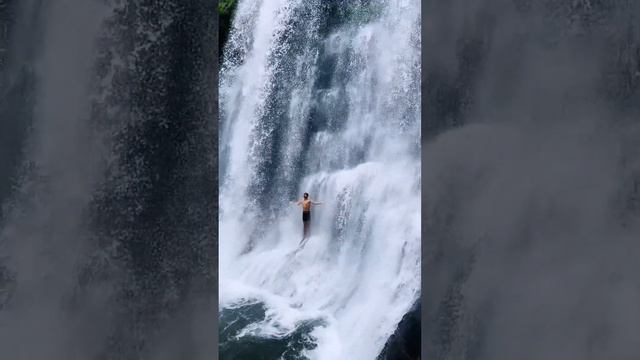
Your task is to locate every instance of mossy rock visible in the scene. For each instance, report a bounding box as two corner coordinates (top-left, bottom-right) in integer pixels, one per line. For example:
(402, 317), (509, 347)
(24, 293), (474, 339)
(218, 0), (238, 60)
(218, 0), (237, 16)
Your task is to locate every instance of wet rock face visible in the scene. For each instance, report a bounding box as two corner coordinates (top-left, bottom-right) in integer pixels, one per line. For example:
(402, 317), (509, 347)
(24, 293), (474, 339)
(0, 0), (35, 221)
(378, 299), (421, 360)
(0, 0), (13, 66)
(424, 0), (640, 139)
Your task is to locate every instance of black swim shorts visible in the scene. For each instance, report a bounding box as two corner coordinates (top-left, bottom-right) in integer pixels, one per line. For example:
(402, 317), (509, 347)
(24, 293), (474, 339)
(302, 211), (310, 222)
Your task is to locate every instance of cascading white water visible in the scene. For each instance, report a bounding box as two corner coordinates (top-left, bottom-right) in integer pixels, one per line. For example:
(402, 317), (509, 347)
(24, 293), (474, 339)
(219, 1), (420, 358)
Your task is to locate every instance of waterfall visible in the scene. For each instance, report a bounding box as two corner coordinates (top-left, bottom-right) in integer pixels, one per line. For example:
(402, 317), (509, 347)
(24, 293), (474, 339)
(0, 2), (110, 357)
(423, 1), (640, 359)
(219, 1), (421, 359)
(0, 1), (216, 359)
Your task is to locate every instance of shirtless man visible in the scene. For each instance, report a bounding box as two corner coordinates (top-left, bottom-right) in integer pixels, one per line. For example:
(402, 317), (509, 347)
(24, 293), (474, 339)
(296, 192), (322, 240)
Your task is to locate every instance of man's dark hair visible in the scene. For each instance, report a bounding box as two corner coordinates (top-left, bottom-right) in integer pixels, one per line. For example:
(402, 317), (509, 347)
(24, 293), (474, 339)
(303, 193), (309, 198)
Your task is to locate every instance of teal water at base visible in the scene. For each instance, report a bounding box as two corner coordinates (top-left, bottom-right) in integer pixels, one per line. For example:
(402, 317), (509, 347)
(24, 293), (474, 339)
(220, 302), (322, 360)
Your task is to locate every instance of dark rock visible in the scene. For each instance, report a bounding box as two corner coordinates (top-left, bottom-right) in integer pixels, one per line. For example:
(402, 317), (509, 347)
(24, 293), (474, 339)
(378, 298), (421, 360)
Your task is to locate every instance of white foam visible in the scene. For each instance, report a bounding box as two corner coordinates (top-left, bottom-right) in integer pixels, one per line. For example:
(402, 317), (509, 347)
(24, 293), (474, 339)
(219, 1), (421, 358)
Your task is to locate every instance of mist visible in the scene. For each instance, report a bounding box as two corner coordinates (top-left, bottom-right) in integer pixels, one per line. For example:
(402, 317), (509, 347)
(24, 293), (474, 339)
(424, 1), (640, 359)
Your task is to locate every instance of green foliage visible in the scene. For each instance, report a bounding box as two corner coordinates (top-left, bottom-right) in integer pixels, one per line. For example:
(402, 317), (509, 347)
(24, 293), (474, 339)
(218, 0), (238, 61)
(218, 0), (237, 16)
